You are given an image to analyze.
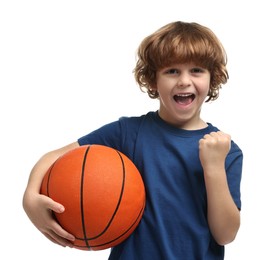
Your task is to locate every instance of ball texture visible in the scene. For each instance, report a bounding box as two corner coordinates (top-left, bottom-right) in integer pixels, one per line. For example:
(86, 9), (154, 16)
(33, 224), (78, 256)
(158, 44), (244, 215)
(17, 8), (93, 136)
(40, 144), (146, 250)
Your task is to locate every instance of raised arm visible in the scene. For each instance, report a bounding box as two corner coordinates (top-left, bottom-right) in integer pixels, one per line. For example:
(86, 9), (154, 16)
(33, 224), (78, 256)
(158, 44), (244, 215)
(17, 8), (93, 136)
(199, 131), (240, 246)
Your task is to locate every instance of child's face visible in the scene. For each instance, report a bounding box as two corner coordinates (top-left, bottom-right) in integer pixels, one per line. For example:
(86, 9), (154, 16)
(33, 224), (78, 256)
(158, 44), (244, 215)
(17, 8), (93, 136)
(155, 63), (210, 130)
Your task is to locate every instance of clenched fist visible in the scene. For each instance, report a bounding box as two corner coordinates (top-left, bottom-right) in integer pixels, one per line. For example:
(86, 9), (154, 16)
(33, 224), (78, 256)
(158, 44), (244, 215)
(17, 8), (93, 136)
(199, 131), (231, 172)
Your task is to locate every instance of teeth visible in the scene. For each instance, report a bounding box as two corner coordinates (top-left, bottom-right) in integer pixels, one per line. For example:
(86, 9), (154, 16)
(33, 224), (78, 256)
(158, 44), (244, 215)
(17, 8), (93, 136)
(176, 93), (192, 97)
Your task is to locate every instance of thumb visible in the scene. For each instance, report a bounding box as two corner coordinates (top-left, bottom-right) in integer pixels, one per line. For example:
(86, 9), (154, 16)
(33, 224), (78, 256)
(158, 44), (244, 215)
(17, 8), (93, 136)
(45, 196), (65, 213)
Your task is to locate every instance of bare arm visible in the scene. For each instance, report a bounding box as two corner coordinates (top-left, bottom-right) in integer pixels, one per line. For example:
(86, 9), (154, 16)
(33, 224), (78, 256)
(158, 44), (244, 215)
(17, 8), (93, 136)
(199, 131), (240, 246)
(22, 142), (80, 247)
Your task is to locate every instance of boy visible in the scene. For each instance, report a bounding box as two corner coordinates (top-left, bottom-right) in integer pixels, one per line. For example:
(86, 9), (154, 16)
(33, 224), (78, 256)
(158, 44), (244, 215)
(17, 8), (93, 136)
(23, 21), (243, 259)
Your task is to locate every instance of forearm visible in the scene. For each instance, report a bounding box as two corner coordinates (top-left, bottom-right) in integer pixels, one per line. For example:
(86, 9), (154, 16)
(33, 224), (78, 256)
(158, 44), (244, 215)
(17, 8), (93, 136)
(23, 142), (79, 207)
(25, 152), (59, 192)
(204, 166), (240, 246)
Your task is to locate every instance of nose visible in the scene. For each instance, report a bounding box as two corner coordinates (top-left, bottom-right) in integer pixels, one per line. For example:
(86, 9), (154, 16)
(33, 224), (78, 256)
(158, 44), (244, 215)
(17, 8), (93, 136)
(177, 72), (191, 87)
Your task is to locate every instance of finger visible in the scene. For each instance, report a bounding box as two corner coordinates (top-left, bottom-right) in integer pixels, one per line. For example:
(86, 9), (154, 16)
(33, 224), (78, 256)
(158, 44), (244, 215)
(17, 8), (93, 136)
(208, 131), (220, 138)
(215, 131), (231, 143)
(202, 131), (219, 139)
(203, 131), (230, 141)
(202, 133), (211, 139)
(43, 233), (66, 247)
(51, 221), (75, 241)
(44, 231), (74, 248)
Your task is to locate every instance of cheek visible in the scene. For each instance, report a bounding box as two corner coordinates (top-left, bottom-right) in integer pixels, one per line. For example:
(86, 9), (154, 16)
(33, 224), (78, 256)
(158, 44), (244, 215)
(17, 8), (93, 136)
(199, 83), (210, 96)
(195, 84), (211, 102)
(156, 78), (169, 92)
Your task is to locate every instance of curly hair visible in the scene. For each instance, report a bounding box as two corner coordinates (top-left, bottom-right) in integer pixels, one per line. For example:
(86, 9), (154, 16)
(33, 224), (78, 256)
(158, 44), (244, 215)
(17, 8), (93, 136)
(133, 21), (228, 102)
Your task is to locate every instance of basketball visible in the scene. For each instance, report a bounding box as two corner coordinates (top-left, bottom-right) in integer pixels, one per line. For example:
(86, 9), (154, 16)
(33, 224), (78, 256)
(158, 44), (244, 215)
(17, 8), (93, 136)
(40, 144), (146, 251)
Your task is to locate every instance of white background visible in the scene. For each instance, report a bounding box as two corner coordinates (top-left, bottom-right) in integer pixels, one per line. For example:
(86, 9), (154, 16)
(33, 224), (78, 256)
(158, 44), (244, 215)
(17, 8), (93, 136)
(1, 0), (272, 259)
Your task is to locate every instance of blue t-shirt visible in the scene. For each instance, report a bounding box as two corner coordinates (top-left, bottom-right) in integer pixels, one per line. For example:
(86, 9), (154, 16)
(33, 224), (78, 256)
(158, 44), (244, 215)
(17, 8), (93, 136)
(78, 111), (243, 260)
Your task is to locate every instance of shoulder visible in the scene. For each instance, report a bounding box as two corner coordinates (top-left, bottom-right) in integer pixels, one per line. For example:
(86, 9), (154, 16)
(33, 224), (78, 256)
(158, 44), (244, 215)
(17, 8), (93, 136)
(118, 111), (156, 128)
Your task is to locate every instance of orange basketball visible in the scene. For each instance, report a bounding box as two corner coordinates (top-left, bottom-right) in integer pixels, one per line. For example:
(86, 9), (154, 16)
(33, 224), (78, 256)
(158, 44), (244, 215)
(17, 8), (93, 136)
(40, 144), (146, 251)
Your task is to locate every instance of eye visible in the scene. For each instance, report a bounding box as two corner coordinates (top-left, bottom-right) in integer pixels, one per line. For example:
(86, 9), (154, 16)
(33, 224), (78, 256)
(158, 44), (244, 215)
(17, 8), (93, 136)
(191, 67), (204, 73)
(166, 68), (179, 74)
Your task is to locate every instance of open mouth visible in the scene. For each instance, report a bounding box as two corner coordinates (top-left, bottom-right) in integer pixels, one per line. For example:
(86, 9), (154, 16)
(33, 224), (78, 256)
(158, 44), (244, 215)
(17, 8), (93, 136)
(173, 93), (195, 105)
